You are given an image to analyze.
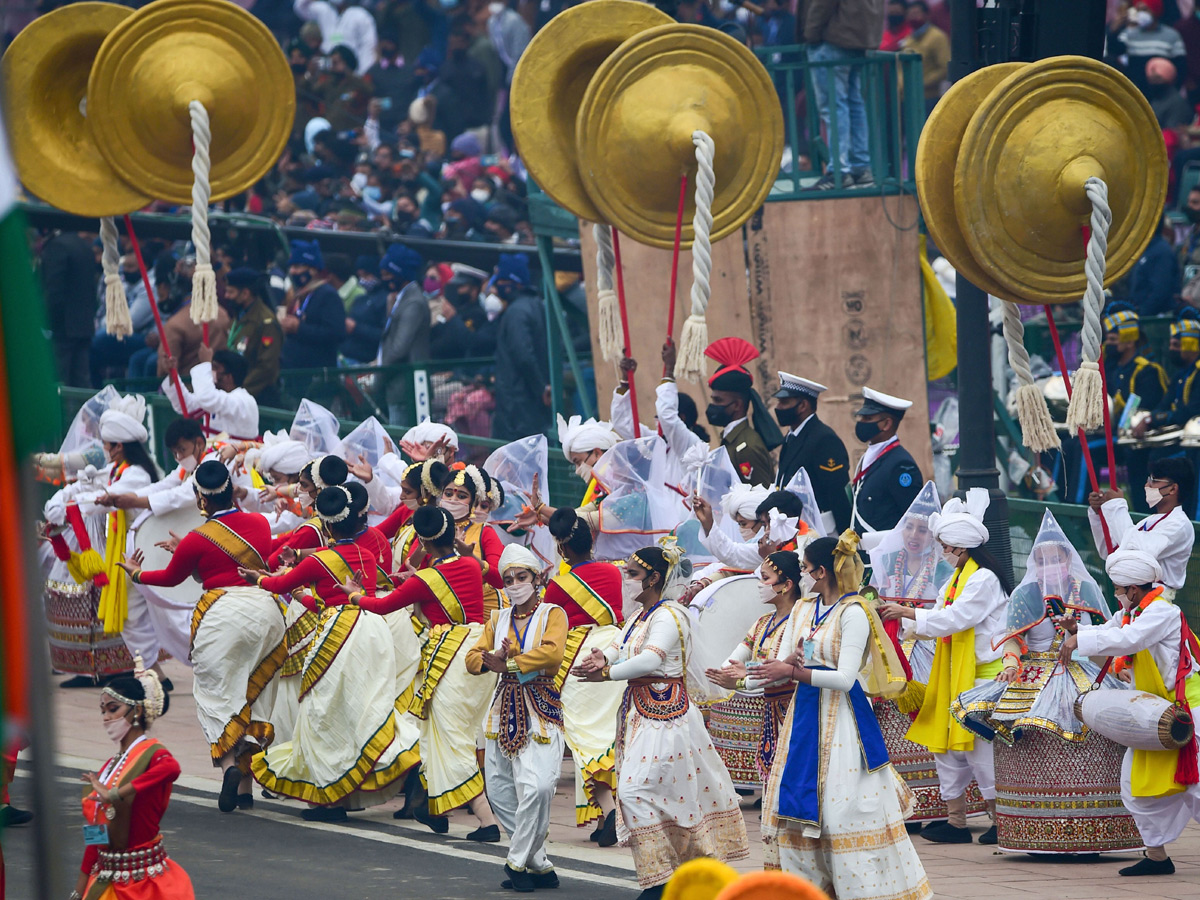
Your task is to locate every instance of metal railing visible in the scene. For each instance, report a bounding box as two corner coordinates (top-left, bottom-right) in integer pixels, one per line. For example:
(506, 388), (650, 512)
(754, 47), (926, 201)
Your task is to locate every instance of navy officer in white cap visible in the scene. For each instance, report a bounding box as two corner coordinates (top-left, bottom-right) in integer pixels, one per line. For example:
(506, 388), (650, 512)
(773, 372), (851, 533)
(851, 386), (922, 533)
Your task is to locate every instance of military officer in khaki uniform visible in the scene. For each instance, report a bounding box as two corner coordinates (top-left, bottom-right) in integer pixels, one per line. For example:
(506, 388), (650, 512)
(702, 337), (782, 487)
(224, 267), (283, 406)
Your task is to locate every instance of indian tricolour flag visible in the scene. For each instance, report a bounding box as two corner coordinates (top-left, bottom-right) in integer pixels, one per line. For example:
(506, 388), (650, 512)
(0, 95), (58, 752)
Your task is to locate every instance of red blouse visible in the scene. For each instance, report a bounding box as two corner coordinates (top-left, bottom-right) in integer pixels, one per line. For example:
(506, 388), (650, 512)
(267, 519), (325, 569)
(136, 510), (272, 590)
(357, 524), (393, 577)
(80, 746), (181, 874)
(544, 560), (626, 629)
(377, 502), (413, 540)
(361, 554), (485, 626)
(259, 537), (381, 611)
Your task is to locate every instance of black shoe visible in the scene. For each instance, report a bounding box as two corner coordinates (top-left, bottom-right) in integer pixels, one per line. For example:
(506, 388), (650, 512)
(160, 678), (174, 692)
(0, 806), (33, 827)
(261, 789), (276, 800)
(60, 675), (99, 689)
(466, 824), (501, 843)
(978, 825), (998, 845)
(753, 796), (763, 809)
(807, 172), (852, 191)
(635, 888), (665, 900)
(502, 865), (535, 893)
(218, 767), (241, 813)
(236, 793), (254, 810)
(300, 806), (347, 822)
(395, 767), (421, 819)
(589, 817), (604, 842)
(531, 870), (560, 889)
(851, 169), (876, 189)
(921, 821), (972, 844)
(392, 806), (414, 820)
(1120, 855), (1175, 876)
(413, 804), (449, 834)
(596, 809), (618, 848)
(905, 821), (923, 834)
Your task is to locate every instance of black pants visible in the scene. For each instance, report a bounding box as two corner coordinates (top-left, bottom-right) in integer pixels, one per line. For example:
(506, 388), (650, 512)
(53, 337), (91, 388)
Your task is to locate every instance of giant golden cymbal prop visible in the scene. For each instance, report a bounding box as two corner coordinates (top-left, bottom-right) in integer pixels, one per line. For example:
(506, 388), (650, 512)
(575, 23), (784, 249)
(510, 0), (673, 224)
(1, 2), (153, 217)
(917, 56), (1167, 305)
(86, 0), (294, 204)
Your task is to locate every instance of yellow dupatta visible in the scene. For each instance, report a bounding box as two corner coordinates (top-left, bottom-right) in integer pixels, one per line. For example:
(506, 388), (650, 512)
(1130, 645), (1190, 798)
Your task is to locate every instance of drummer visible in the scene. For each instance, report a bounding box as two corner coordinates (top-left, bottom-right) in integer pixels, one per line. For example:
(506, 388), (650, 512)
(163, 344), (260, 441)
(1058, 534), (1200, 877)
(100, 418), (234, 516)
(512, 415), (620, 535)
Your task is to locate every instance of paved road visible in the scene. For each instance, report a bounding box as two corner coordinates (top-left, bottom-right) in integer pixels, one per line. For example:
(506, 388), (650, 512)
(5, 766), (640, 900)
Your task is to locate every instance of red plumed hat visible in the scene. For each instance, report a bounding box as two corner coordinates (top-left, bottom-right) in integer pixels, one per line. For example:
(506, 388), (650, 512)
(705, 337), (758, 392)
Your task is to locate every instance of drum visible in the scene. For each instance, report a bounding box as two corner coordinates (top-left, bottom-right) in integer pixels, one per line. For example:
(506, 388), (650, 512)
(687, 574), (770, 676)
(130, 507), (206, 608)
(1074, 688), (1194, 751)
(707, 692), (766, 790)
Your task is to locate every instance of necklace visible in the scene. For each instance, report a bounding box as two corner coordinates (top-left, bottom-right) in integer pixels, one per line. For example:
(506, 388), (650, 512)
(621, 597), (666, 646)
(94, 735), (148, 822)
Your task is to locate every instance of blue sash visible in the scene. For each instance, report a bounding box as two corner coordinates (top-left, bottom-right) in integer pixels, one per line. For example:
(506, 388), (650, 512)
(776, 666), (891, 826)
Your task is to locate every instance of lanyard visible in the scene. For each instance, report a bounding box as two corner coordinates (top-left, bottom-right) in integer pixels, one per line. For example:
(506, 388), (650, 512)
(809, 593), (853, 638)
(757, 612), (789, 654)
(432, 552), (460, 566)
(622, 598), (666, 646)
(852, 440), (900, 484)
(512, 604), (539, 650)
(1139, 514), (1166, 532)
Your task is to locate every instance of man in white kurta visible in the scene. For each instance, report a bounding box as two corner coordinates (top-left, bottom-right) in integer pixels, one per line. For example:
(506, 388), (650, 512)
(164, 347), (260, 440)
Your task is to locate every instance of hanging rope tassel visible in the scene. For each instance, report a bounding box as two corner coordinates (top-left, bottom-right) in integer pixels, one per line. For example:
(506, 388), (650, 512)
(594, 223), (623, 361)
(1065, 177), (1112, 434)
(188, 100), (219, 330)
(674, 130), (715, 383)
(100, 217), (132, 340)
(1003, 301), (1060, 452)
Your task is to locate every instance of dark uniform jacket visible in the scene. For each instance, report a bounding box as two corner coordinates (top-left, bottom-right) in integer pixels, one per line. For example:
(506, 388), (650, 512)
(775, 415), (851, 532)
(281, 282), (347, 371)
(723, 419), (775, 487)
(379, 280), (432, 408)
(227, 298), (283, 399)
(851, 440), (922, 534)
(1150, 359), (1200, 428)
(493, 291), (550, 441)
(1105, 354), (1168, 422)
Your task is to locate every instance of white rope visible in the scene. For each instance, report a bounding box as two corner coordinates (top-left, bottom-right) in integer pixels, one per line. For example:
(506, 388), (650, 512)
(188, 100), (219, 328)
(1003, 301), (1060, 452)
(674, 130), (715, 383)
(1065, 177), (1112, 433)
(100, 216), (132, 339)
(594, 223), (623, 362)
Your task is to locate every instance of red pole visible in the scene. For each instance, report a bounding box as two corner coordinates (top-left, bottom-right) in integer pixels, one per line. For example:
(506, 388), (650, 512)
(611, 228), (641, 434)
(664, 174), (688, 377)
(123, 215), (189, 417)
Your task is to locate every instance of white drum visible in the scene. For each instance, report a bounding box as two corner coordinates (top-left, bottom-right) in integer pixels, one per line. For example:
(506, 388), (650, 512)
(130, 507), (205, 608)
(687, 574), (773, 675)
(1075, 687), (1194, 751)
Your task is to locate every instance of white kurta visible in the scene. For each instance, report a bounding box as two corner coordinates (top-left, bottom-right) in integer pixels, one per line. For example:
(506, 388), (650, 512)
(164, 362), (260, 439)
(1088, 498), (1194, 591)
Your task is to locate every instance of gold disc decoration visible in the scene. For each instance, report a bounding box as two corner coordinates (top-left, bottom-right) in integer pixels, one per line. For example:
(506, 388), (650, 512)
(914, 63), (1023, 301)
(575, 23), (784, 249)
(1, 3), (153, 217)
(953, 56), (1166, 304)
(87, 0), (295, 204)
(510, 0), (672, 223)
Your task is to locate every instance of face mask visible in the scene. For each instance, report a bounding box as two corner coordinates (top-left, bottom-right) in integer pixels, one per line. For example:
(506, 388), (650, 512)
(359, 276), (379, 292)
(122, 269), (141, 285)
(1103, 344), (1120, 361)
(104, 713), (133, 744)
(483, 293), (504, 317)
(575, 462), (593, 482)
(291, 62), (308, 75)
(439, 496), (471, 520)
(757, 580), (779, 602)
(706, 402), (733, 427)
(494, 283), (517, 303)
(1145, 486), (1164, 508)
(472, 507), (490, 523)
(506, 582), (535, 606)
(470, 188), (491, 204)
(424, 276), (442, 294)
(178, 454), (198, 474)
(1187, 208), (1200, 225)
(855, 420), (881, 443)
(622, 575), (645, 604)
(291, 270), (312, 289)
(489, 1), (505, 13)
(739, 523), (759, 541)
(1169, 350), (1184, 369)
(1115, 589), (1131, 609)
(364, 186), (383, 203)
(943, 548), (961, 566)
(1135, 9), (1154, 27)
(775, 405), (800, 428)
(800, 572), (816, 595)
(351, 172), (369, 193)
(887, 13), (906, 28)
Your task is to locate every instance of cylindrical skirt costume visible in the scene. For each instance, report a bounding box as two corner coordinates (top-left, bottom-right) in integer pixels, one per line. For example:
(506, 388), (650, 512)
(558, 623), (623, 824)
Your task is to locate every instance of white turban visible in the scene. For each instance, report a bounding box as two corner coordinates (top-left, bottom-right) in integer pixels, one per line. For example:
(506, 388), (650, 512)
(929, 487), (990, 549)
(258, 430), (312, 476)
(499, 543), (540, 574)
(1105, 530), (1168, 586)
(557, 414), (619, 460)
(99, 394), (148, 443)
(720, 483), (769, 520)
(402, 421), (460, 450)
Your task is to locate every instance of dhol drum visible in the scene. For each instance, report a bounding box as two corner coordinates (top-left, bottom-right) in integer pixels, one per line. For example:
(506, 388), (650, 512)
(1075, 688), (1195, 751)
(130, 507), (206, 608)
(125, 507), (205, 664)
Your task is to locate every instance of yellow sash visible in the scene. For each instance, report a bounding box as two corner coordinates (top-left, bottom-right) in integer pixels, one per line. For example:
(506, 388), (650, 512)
(414, 566), (467, 625)
(552, 569), (617, 627)
(97, 508), (128, 634)
(907, 558), (995, 754)
(195, 517), (266, 569)
(1130, 647), (1194, 798)
(462, 520), (499, 610)
(311, 548), (360, 603)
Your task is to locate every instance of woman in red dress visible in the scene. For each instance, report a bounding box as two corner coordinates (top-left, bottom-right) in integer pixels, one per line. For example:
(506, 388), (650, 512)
(74, 660), (194, 900)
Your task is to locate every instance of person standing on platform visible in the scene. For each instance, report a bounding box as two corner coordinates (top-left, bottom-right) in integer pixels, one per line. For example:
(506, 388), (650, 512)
(492, 253), (551, 442)
(703, 338), (781, 487)
(377, 244), (430, 425)
(850, 386), (922, 534)
(280, 240), (347, 371)
(1089, 456), (1196, 601)
(773, 371), (850, 532)
(224, 267), (283, 407)
(163, 346), (260, 441)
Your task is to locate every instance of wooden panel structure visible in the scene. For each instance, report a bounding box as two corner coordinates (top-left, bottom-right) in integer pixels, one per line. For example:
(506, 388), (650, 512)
(580, 195), (933, 480)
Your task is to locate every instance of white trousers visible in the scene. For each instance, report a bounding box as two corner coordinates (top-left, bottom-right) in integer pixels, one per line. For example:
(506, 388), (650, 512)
(1120, 746), (1200, 847)
(933, 741), (996, 801)
(485, 730), (564, 873)
(123, 583), (193, 666)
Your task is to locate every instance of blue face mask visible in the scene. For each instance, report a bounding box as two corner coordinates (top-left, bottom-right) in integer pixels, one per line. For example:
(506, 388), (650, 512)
(364, 186), (382, 202)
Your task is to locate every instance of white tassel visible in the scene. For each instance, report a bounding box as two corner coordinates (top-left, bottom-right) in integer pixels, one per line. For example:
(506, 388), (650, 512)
(1065, 178), (1112, 433)
(100, 217), (132, 340)
(674, 130), (715, 383)
(1002, 301), (1060, 452)
(593, 225), (623, 361)
(188, 100), (219, 327)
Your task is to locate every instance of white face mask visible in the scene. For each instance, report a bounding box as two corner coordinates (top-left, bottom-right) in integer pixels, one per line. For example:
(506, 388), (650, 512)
(470, 188), (491, 204)
(403, 497), (419, 511)
(439, 497), (471, 521)
(622, 575), (644, 604)
(1114, 589), (1131, 609)
(942, 548), (961, 566)
(488, 1), (505, 13)
(1134, 9), (1154, 27)
(505, 582), (535, 606)
(575, 462), (593, 482)
(757, 580), (779, 602)
(1145, 486), (1163, 509)
(482, 292), (504, 318)
(472, 507), (490, 524)
(178, 454), (199, 474)
(104, 713), (133, 744)
(800, 573), (816, 595)
(739, 523), (760, 542)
